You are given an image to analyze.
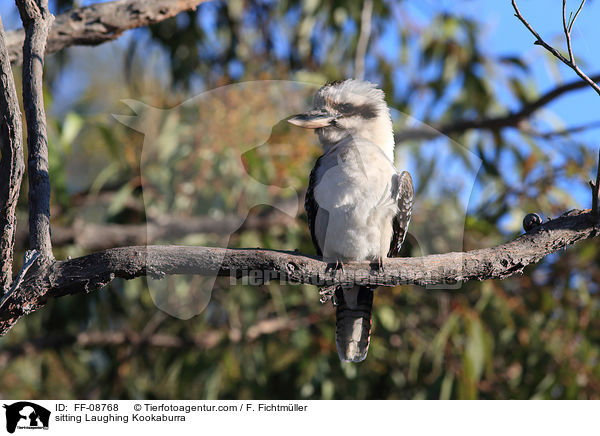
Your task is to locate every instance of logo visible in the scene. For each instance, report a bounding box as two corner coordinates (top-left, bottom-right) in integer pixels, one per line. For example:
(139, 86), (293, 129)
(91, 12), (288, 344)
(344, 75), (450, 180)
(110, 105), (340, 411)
(3, 402), (50, 433)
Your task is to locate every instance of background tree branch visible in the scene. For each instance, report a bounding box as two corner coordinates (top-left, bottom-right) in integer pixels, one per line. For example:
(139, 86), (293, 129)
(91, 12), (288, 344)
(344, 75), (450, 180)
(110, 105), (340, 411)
(15, 211), (297, 251)
(395, 72), (600, 142)
(7, 0), (210, 65)
(0, 309), (327, 365)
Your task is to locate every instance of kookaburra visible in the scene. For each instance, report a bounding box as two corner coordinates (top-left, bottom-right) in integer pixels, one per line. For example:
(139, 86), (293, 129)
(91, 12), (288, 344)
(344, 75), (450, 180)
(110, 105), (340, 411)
(288, 79), (414, 362)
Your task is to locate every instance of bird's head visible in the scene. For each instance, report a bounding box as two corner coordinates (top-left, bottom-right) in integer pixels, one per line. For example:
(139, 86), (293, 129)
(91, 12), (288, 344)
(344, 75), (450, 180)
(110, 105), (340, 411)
(288, 79), (394, 157)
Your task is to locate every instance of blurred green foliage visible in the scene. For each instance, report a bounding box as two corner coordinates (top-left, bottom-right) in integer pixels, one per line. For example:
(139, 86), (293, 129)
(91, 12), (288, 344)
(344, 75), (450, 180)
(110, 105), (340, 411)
(1, 0), (600, 400)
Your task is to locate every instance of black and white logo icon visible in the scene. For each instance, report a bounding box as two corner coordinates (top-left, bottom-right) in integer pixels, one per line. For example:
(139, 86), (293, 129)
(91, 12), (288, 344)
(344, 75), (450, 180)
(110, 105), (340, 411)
(3, 402), (50, 433)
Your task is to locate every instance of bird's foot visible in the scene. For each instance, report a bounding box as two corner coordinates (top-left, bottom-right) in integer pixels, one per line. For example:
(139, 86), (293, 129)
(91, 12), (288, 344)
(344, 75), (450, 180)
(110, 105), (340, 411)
(370, 257), (385, 273)
(319, 285), (336, 303)
(325, 260), (344, 275)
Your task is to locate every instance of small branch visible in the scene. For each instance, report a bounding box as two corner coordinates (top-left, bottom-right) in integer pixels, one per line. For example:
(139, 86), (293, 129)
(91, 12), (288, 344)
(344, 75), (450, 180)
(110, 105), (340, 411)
(0, 16), (25, 293)
(562, 0), (575, 63)
(17, 0), (54, 258)
(0, 209), (598, 335)
(354, 0), (373, 81)
(512, 0), (600, 97)
(590, 149), (600, 219)
(568, 0), (586, 34)
(7, 0), (210, 65)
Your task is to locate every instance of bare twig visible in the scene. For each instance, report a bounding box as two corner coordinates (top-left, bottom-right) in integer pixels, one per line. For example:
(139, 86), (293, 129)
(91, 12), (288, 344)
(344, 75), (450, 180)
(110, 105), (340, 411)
(563, 1), (573, 63)
(512, 0), (600, 97)
(17, 0), (54, 258)
(0, 16), (24, 293)
(354, 0), (373, 81)
(0, 209), (598, 335)
(568, 0), (586, 33)
(7, 0), (210, 65)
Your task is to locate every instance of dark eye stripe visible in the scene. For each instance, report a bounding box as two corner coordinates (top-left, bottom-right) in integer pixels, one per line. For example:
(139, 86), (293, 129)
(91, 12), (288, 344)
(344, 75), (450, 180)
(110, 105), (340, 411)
(332, 102), (378, 119)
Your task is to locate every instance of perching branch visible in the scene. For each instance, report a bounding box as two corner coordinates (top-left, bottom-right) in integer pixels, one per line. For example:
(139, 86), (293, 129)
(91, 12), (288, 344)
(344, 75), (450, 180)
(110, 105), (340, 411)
(6, 0), (210, 65)
(17, 0), (54, 258)
(512, 0), (600, 97)
(0, 16), (24, 293)
(0, 208), (598, 335)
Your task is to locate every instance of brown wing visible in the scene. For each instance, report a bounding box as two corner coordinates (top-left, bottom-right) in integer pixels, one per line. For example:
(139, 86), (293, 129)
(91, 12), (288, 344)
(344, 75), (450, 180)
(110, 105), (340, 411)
(388, 171), (414, 257)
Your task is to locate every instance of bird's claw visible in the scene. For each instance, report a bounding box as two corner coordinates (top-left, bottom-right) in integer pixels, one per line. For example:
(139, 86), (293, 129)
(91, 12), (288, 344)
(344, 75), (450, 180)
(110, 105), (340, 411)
(325, 260), (344, 275)
(319, 286), (336, 303)
(370, 257), (385, 273)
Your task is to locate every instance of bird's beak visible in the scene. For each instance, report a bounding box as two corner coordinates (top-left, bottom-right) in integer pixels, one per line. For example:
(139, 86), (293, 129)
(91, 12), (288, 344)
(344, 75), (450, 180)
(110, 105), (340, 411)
(287, 110), (336, 129)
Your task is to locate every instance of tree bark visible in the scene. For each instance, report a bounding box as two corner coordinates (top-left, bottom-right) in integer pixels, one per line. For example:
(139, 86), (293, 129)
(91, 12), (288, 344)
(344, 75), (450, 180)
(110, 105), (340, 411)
(17, 0), (54, 258)
(0, 16), (24, 293)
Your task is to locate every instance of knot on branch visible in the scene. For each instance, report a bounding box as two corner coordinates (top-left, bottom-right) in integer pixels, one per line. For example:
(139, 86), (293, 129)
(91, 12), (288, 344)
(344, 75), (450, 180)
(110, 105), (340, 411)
(523, 213), (543, 232)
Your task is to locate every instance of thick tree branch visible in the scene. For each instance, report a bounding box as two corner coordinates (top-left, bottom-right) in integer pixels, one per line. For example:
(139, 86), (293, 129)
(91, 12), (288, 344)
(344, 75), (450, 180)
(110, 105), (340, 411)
(7, 0), (210, 65)
(17, 0), (53, 258)
(0, 209), (598, 335)
(396, 73), (600, 142)
(0, 16), (24, 293)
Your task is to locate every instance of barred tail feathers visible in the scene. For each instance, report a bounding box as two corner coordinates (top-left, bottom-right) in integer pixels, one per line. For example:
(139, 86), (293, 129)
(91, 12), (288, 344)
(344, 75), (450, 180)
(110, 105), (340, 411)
(334, 285), (374, 362)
